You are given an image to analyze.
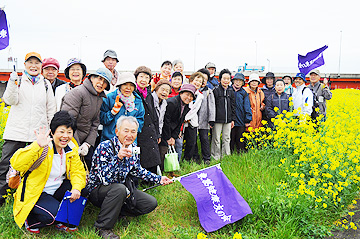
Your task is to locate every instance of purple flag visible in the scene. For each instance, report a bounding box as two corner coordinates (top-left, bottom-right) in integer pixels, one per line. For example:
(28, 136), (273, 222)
(0, 9), (9, 50)
(298, 45), (328, 75)
(179, 165), (252, 232)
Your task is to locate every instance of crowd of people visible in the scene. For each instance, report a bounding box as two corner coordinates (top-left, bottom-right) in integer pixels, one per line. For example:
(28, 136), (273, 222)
(0, 50), (332, 239)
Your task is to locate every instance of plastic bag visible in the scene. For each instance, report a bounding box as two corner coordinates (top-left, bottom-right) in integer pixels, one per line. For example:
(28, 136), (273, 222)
(164, 146), (180, 172)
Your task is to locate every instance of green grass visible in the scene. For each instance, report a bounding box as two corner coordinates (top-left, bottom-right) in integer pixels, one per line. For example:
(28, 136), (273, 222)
(0, 147), (342, 238)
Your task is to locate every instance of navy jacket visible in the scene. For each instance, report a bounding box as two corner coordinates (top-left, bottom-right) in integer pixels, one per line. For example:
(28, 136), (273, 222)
(206, 76), (219, 90)
(261, 85), (276, 120)
(265, 92), (290, 128)
(233, 87), (252, 127)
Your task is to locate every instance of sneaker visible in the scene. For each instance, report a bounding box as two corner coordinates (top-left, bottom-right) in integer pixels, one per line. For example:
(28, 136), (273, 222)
(24, 220), (40, 234)
(96, 228), (120, 239)
(55, 223), (78, 232)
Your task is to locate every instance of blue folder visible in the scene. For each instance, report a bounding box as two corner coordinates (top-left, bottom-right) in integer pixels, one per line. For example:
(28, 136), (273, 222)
(55, 191), (87, 226)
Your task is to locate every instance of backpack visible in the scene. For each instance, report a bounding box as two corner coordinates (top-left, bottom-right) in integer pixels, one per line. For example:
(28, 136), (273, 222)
(301, 86), (320, 119)
(17, 75), (49, 92)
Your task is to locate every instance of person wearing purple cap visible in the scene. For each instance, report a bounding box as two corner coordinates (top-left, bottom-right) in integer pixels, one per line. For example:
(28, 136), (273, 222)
(159, 84), (195, 170)
(292, 73), (313, 116)
(61, 68), (112, 169)
(42, 58), (66, 92)
(54, 58), (87, 111)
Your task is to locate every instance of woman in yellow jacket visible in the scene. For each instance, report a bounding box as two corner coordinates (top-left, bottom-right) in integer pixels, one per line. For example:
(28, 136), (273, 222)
(244, 73), (265, 131)
(10, 111), (86, 234)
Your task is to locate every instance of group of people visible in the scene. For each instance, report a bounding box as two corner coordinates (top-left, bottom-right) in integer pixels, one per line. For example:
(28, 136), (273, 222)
(0, 49), (332, 239)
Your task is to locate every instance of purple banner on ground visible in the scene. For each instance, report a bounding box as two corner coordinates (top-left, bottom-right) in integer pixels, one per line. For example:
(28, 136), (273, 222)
(179, 165), (252, 232)
(0, 9), (9, 50)
(298, 45), (328, 75)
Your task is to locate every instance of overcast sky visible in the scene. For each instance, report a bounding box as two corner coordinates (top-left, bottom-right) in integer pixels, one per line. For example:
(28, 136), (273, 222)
(0, 0), (359, 75)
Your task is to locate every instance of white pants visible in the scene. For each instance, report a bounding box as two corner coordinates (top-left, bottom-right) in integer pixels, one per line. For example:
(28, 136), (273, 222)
(211, 123), (231, 160)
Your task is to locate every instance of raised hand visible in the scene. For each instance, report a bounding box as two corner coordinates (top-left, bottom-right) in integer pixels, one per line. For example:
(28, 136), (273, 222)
(35, 126), (52, 148)
(111, 95), (123, 115)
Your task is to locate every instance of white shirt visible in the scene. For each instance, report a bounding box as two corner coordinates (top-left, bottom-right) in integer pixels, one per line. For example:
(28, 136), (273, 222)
(43, 149), (66, 195)
(292, 84), (313, 116)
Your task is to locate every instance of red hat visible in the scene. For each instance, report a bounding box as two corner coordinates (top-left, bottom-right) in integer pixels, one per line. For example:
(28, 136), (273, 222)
(42, 58), (60, 70)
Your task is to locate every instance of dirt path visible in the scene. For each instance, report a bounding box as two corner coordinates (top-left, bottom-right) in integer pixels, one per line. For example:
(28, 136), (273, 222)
(327, 199), (360, 239)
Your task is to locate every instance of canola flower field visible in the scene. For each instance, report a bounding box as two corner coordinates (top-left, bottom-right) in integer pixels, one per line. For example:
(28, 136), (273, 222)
(240, 89), (360, 237)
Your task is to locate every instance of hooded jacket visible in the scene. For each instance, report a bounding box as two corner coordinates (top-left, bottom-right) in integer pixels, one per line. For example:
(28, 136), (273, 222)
(61, 78), (107, 146)
(10, 139), (86, 228)
(100, 90), (145, 142)
(2, 73), (56, 142)
(244, 87), (265, 130)
(233, 87), (252, 127)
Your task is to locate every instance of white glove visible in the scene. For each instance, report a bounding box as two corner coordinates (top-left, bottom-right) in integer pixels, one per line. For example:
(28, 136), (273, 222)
(10, 72), (19, 82)
(78, 142), (90, 156)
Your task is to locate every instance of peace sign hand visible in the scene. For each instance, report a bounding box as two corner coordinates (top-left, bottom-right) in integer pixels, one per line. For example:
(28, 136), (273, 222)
(35, 126), (52, 148)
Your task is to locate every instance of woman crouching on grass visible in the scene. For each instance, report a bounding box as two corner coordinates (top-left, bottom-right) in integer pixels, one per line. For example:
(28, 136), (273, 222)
(10, 111), (86, 234)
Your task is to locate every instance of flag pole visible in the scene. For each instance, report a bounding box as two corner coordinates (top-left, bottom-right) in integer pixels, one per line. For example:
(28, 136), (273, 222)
(173, 163), (221, 181)
(142, 163), (221, 192)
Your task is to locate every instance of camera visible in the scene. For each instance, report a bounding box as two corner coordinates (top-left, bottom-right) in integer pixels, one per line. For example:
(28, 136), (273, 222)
(132, 147), (141, 155)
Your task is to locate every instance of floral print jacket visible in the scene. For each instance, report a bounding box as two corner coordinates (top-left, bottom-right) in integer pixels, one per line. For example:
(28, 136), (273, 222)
(86, 136), (161, 193)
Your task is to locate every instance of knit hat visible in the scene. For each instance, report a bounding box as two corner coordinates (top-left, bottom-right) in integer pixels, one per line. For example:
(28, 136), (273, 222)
(232, 73), (245, 82)
(115, 72), (136, 88)
(102, 49), (119, 62)
(248, 73), (261, 83)
(179, 84), (196, 99)
(42, 58), (60, 70)
(261, 72), (275, 84)
(25, 52), (42, 62)
(134, 66), (152, 79)
(88, 68), (113, 91)
(294, 73), (307, 82)
(154, 79), (171, 92)
(64, 58), (87, 80)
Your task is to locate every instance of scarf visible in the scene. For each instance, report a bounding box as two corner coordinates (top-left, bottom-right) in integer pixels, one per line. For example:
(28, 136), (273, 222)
(24, 71), (40, 85)
(136, 84), (148, 99)
(118, 90), (136, 112)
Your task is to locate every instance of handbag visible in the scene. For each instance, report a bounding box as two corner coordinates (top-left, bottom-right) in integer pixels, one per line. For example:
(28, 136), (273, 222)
(6, 145), (48, 198)
(164, 145), (180, 172)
